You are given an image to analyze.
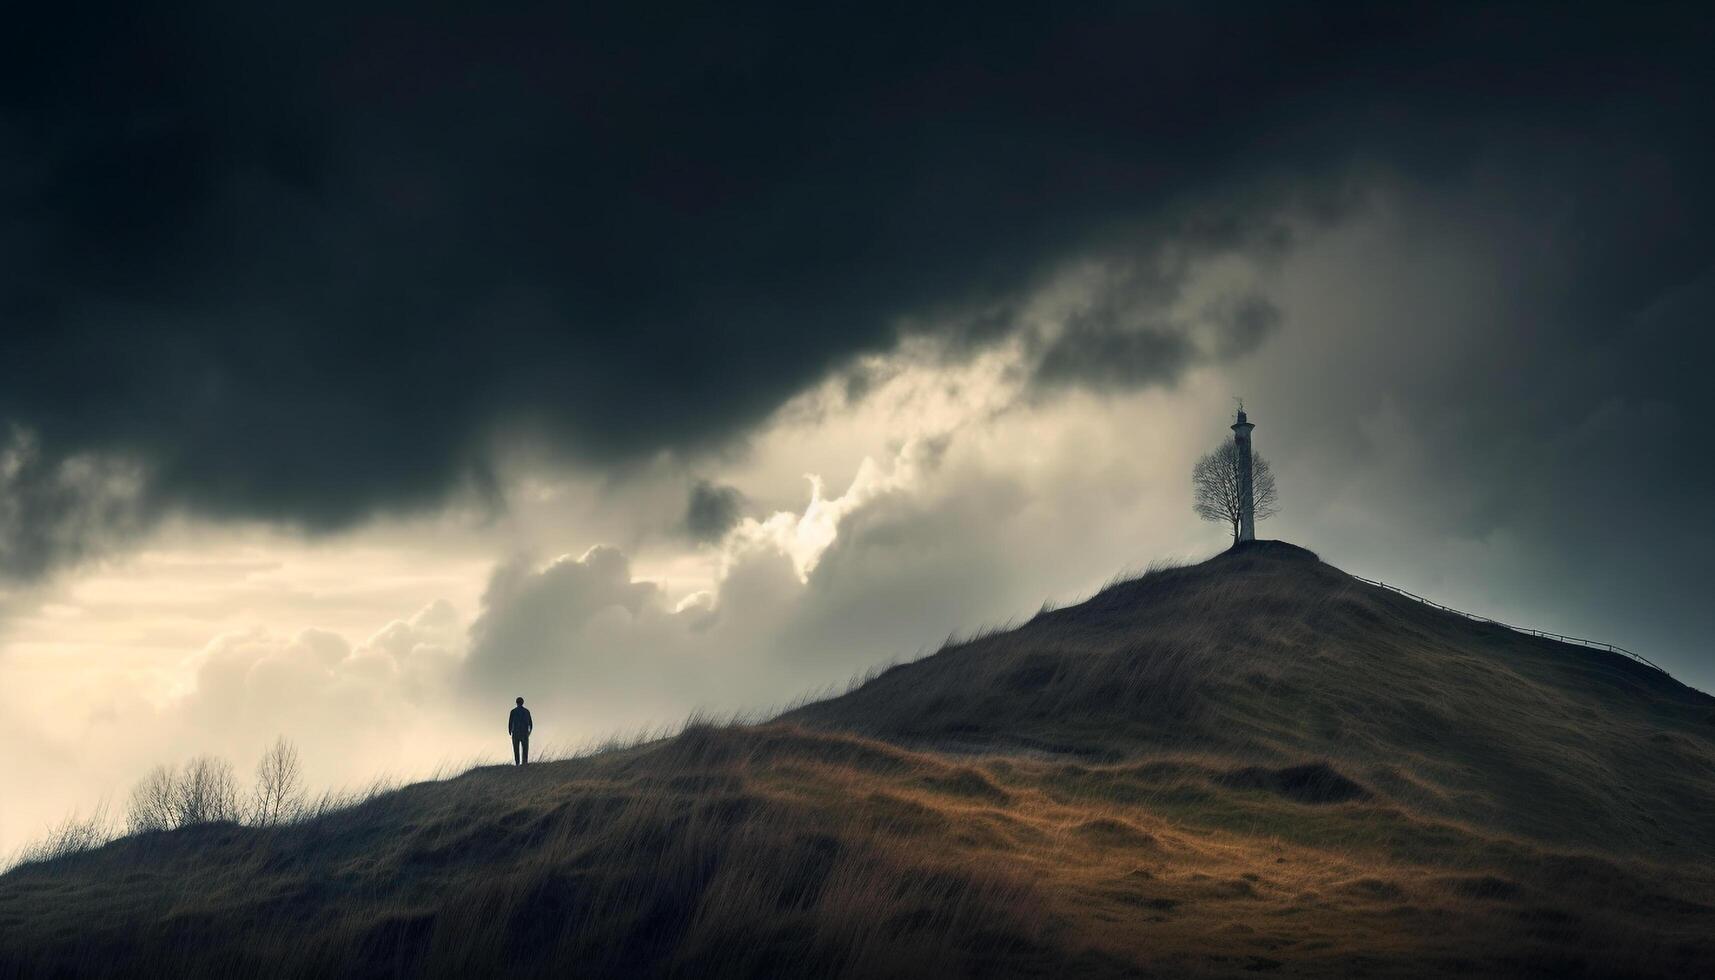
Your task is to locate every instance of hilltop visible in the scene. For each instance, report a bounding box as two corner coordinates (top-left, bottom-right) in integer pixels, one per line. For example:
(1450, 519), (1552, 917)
(793, 540), (1715, 862)
(3, 542), (1713, 978)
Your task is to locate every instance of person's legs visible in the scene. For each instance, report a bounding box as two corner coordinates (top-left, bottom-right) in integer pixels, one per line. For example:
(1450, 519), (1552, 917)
(520, 735), (529, 765)
(512, 735), (522, 766)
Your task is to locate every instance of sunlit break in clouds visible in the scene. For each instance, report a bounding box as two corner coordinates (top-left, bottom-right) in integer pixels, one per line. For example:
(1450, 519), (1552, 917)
(2, 3), (1713, 866)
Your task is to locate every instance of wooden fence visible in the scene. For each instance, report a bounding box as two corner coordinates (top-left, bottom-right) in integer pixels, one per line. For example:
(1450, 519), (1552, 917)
(1348, 575), (1667, 675)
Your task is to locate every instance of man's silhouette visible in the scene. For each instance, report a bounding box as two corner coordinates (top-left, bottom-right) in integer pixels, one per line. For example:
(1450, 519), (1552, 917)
(509, 697), (533, 766)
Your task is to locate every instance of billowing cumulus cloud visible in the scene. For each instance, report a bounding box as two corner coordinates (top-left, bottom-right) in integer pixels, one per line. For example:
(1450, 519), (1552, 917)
(454, 393), (1218, 740)
(4, 4), (1712, 577)
(0, 588), (488, 854)
(185, 602), (462, 727)
(7, 1), (1715, 861)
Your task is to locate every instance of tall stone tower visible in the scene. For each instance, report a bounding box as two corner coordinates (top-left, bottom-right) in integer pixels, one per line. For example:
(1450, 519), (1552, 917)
(1230, 407), (1256, 543)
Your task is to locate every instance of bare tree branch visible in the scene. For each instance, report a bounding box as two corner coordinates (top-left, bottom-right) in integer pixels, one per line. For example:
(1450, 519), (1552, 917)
(128, 757), (242, 831)
(125, 765), (179, 834)
(1191, 440), (1280, 544)
(175, 756), (242, 826)
(251, 737), (305, 828)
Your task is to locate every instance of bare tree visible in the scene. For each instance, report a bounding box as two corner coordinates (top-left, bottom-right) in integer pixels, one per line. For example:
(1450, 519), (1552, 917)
(1192, 440), (1279, 545)
(251, 737), (305, 827)
(127, 756), (243, 831)
(175, 756), (243, 825)
(126, 765), (180, 834)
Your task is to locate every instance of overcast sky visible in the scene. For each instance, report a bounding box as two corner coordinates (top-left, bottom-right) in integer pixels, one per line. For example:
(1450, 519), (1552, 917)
(3, 3), (1713, 854)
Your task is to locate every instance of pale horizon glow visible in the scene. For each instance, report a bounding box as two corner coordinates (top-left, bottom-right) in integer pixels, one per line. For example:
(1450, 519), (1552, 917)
(4, 189), (1711, 857)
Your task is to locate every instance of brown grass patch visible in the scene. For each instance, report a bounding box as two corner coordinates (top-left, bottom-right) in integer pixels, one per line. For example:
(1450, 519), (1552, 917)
(8, 542), (1715, 977)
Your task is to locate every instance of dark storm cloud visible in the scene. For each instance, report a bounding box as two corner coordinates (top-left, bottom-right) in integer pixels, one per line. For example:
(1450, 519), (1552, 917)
(1034, 323), (1198, 392)
(3, 2), (1713, 576)
(0, 428), (149, 579)
(1219, 163), (1715, 686)
(1207, 296), (1282, 362)
(1028, 269), (1283, 392)
(684, 480), (745, 542)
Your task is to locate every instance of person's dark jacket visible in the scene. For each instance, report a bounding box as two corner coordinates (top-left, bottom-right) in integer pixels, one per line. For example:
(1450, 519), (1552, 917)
(509, 706), (533, 737)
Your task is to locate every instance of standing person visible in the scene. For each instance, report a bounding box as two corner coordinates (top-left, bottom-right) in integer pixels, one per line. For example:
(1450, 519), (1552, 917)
(509, 697), (533, 766)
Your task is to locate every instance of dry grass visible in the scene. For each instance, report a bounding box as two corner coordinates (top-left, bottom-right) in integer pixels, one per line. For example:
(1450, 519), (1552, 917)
(0, 726), (1078, 978)
(3, 540), (1714, 977)
(792, 541), (1715, 862)
(5, 722), (1710, 978)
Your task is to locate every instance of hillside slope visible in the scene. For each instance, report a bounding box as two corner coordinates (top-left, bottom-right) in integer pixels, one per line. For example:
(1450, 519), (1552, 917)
(791, 540), (1715, 862)
(3, 541), (1713, 978)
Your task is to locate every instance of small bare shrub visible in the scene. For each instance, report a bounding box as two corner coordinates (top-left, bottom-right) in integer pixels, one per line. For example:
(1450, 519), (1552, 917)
(176, 756), (242, 825)
(126, 765), (180, 834)
(126, 756), (242, 831)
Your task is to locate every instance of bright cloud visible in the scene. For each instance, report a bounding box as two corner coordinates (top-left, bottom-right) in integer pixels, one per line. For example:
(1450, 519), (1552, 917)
(9, 181), (1711, 859)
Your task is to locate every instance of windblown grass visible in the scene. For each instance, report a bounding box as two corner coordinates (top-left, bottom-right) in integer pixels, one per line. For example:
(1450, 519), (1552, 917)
(4, 540), (1713, 977)
(5, 721), (1710, 978)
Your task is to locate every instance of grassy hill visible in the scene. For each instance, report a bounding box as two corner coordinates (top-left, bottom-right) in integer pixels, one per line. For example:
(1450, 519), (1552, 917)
(4, 541), (1713, 978)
